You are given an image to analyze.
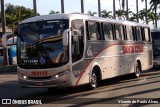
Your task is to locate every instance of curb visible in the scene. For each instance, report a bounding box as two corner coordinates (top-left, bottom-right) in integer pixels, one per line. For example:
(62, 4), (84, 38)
(0, 65), (17, 74)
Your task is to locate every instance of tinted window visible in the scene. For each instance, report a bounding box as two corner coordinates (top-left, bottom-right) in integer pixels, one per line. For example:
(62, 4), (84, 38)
(132, 27), (137, 40)
(115, 24), (123, 40)
(87, 21), (100, 40)
(141, 27), (146, 41)
(103, 23), (113, 40)
(151, 32), (160, 41)
(136, 27), (142, 41)
(71, 19), (84, 63)
(17, 20), (69, 69)
(144, 28), (151, 42)
(126, 26), (133, 40)
(0, 48), (3, 56)
(71, 19), (84, 35)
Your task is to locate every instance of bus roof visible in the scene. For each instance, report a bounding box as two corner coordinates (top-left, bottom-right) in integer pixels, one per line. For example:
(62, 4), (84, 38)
(20, 13), (149, 27)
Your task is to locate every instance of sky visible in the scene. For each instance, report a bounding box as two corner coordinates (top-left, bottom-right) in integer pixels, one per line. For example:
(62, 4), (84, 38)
(1, 0), (158, 28)
(4, 0), (150, 14)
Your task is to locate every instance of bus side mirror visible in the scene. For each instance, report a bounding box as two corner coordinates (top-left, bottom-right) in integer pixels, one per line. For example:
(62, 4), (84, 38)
(63, 29), (71, 46)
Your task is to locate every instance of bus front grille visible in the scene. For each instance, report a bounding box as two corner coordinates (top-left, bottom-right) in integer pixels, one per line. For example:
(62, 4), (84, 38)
(28, 76), (52, 80)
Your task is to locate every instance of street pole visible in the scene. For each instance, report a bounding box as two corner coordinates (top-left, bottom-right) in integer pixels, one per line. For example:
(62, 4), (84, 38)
(81, 0), (84, 13)
(145, 0), (148, 24)
(126, 0), (129, 20)
(113, 0), (116, 19)
(1, 0), (8, 65)
(33, 0), (37, 16)
(154, 4), (157, 28)
(136, 0), (139, 23)
(61, 0), (64, 13)
(1, 0), (6, 35)
(98, 0), (101, 17)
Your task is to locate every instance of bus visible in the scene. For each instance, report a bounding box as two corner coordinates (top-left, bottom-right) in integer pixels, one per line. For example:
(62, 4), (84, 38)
(15, 13), (153, 89)
(0, 46), (3, 65)
(0, 35), (17, 65)
(151, 29), (160, 66)
(7, 36), (17, 65)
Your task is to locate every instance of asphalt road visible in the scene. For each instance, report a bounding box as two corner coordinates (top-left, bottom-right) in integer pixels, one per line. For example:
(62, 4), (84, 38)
(0, 68), (160, 107)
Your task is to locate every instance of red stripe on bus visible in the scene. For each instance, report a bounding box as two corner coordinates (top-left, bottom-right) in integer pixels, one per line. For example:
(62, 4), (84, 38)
(75, 44), (118, 86)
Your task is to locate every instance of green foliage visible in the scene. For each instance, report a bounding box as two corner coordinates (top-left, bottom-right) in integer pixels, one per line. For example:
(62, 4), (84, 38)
(101, 10), (113, 19)
(49, 10), (60, 14)
(5, 3), (35, 31)
(87, 11), (97, 16)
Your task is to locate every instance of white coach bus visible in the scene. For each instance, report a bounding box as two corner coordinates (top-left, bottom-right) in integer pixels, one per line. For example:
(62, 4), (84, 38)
(15, 13), (153, 89)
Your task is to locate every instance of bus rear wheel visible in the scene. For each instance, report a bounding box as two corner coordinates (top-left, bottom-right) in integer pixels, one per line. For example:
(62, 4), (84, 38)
(133, 61), (141, 78)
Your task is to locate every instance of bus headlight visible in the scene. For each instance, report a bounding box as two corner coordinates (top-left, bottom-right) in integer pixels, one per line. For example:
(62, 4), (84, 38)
(18, 73), (28, 79)
(53, 70), (69, 79)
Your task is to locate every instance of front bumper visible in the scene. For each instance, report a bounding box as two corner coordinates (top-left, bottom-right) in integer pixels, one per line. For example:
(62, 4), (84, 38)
(18, 73), (73, 88)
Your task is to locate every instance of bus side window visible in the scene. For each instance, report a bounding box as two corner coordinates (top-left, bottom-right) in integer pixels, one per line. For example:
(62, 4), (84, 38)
(115, 24), (123, 40)
(141, 27), (146, 41)
(0, 48), (3, 56)
(96, 22), (101, 40)
(123, 26), (127, 40)
(126, 26), (133, 40)
(144, 28), (151, 42)
(86, 21), (90, 40)
(71, 19), (84, 63)
(137, 27), (142, 41)
(87, 21), (100, 41)
(103, 23), (113, 40)
(132, 27), (137, 41)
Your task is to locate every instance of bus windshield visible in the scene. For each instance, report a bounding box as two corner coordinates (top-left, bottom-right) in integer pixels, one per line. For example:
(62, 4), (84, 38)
(17, 19), (69, 69)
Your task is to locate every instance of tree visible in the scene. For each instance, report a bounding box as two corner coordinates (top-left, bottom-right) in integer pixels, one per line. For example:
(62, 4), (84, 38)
(139, 9), (148, 22)
(149, 0), (160, 28)
(49, 10), (60, 14)
(141, 0), (148, 24)
(139, 8), (155, 24)
(129, 16), (137, 22)
(101, 10), (113, 19)
(87, 11), (97, 16)
(148, 11), (156, 24)
(123, 9), (135, 19)
(115, 9), (126, 20)
(5, 3), (35, 31)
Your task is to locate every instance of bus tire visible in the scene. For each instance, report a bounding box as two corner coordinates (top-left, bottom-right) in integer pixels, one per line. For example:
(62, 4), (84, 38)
(133, 61), (141, 78)
(89, 68), (100, 89)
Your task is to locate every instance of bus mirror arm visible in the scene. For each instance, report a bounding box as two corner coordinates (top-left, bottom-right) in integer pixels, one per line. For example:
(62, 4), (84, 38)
(2, 33), (14, 48)
(63, 29), (71, 46)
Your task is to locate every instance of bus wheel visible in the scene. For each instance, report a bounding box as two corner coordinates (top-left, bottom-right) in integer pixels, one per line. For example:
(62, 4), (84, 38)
(133, 61), (141, 78)
(90, 69), (98, 89)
